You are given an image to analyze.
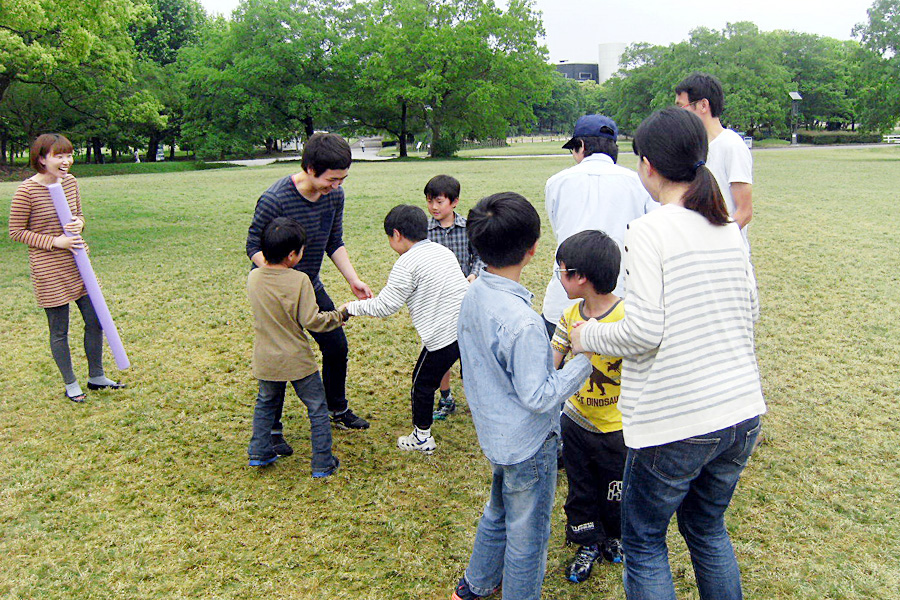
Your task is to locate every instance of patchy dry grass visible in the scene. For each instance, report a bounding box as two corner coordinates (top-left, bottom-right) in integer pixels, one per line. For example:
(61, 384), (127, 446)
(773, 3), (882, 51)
(1, 145), (899, 599)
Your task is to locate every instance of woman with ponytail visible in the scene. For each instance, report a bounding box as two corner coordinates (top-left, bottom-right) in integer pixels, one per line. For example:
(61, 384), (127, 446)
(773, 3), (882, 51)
(571, 108), (765, 600)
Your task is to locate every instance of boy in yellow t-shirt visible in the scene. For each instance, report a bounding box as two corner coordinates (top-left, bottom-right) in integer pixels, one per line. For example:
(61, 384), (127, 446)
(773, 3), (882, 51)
(550, 230), (626, 584)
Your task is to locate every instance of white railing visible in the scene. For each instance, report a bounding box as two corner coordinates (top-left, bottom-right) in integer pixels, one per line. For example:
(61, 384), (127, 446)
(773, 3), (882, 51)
(883, 134), (900, 144)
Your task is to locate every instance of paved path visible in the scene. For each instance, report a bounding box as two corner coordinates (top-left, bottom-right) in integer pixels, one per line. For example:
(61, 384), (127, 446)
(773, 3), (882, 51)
(215, 136), (393, 167)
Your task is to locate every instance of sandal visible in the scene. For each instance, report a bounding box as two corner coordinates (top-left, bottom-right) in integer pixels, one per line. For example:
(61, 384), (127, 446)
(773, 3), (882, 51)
(66, 391), (87, 403)
(86, 381), (127, 390)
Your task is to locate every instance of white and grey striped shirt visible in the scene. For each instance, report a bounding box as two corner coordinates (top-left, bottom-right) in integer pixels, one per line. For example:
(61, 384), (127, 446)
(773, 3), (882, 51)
(580, 204), (766, 448)
(346, 239), (468, 351)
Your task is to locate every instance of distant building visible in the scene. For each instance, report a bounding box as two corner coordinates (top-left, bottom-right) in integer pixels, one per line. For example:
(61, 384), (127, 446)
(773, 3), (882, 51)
(555, 63), (599, 83)
(554, 43), (627, 85)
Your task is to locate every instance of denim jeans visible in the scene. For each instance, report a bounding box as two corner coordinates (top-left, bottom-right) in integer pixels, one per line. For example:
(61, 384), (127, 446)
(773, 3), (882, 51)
(463, 434), (558, 600)
(248, 373), (335, 472)
(621, 416), (761, 600)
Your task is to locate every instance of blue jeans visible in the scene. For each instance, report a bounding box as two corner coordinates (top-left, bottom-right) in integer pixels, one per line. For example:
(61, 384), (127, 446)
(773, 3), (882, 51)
(248, 373), (335, 472)
(621, 416), (761, 600)
(463, 434), (558, 600)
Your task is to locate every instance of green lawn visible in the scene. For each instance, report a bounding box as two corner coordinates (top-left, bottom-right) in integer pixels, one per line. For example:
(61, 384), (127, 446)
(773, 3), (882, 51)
(1, 146), (899, 599)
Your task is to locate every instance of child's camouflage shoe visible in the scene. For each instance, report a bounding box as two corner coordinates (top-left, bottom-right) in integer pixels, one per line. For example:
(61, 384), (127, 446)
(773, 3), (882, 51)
(433, 394), (457, 420)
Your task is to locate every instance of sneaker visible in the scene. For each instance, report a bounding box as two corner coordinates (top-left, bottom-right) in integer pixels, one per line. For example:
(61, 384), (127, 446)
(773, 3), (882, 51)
(451, 577), (499, 600)
(602, 538), (623, 564)
(397, 429), (436, 454)
(433, 395), (456, 420)
(271, 434), (294, 456)
(312, 457), (340, 479)
(331, 409), (370, 430)
(567, 544), (601, 583)
(248, 455), (278, 467)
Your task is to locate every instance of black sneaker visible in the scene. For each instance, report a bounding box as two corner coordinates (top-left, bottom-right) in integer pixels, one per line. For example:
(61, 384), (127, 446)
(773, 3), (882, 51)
(567, 544), (601, 583)
(331, 409), (370, 430)
(272, 434), (293, 456)
(602, 538), (623, 564)
(451, 577), (499, 600)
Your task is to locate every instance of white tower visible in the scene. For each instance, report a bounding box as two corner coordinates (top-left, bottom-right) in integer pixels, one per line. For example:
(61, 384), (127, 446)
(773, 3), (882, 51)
(598, 42), (627, 83)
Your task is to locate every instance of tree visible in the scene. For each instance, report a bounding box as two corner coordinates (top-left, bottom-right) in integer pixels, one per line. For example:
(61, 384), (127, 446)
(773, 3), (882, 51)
(853, 0), (900, 131)
(347, 0), (553, 157)
(179, 0), (346, 159)
(130, 0), (207, 160)
(0, 0), (140, 162)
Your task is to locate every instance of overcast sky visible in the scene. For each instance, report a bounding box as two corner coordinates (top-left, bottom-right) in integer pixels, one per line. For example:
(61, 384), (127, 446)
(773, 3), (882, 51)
(198, 0), (876, 63)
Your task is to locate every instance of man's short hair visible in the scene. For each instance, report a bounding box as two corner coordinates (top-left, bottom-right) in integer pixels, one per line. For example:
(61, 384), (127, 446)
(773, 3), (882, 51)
(301, 133), (351, 176)
(261, 217), (307, 264)
(467, 192), (540, 268)
(556, 230), (620, 294)
(424, 174), (461, 201)
(675, 73), (724, 118)
(579, 136), (619, 163)
(30, 133), (74, 173)
(383, 205), (427, 241)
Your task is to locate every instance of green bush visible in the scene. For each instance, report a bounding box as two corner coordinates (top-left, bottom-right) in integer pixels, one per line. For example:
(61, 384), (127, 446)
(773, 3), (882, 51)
(796, 131), (882, 145)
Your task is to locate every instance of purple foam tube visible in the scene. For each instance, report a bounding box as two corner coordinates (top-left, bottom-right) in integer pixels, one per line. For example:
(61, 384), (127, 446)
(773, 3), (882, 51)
(48, 183), (130, 370)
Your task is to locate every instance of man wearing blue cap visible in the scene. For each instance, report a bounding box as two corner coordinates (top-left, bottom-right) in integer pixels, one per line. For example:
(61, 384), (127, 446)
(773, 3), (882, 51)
(541, 114), (656, 336)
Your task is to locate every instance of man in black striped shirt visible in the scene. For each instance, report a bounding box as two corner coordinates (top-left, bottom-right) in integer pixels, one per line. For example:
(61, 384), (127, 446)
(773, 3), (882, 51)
(246, 133), (372, 431)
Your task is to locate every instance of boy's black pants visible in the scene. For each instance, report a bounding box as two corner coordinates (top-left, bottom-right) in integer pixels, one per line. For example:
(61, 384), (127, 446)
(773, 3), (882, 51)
(561, 413), (627, 546)
(411, 341), (460, 430)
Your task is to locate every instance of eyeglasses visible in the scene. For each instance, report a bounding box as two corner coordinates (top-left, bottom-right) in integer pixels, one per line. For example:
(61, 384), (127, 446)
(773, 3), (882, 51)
(554, 267), (576, 280)
(676, 99), (700, 110)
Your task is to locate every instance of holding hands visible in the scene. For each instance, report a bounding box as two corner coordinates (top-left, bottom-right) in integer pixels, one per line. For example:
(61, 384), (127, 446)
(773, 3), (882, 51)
(570, 319), (595, 358)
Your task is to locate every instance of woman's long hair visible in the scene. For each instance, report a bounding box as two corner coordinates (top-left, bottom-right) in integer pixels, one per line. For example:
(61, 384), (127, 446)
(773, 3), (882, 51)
(633, 108), (729, 226)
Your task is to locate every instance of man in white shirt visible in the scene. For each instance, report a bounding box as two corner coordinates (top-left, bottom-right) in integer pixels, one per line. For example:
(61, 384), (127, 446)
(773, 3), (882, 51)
(541, 114), (656, 336)
(675, 73), (753, 246)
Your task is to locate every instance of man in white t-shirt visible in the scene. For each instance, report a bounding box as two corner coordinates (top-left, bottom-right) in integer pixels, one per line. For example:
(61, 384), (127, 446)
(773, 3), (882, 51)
(675, 73), (753, 245)
(541, 114), (657, 336)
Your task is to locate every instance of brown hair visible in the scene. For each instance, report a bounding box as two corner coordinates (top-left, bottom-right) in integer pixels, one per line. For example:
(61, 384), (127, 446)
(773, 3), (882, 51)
(30, 134), (74, 173)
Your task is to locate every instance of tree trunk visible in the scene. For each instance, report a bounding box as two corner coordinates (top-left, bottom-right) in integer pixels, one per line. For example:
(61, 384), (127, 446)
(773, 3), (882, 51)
(170, 143), (175, 160)
(0, 133), (7, 166)
(265, 138), (274, 153)
(399, 101), (408, 158)
(86, 144), (92, 164)
(147, 130), (160, 162)
(91, 137), (103, 164)
(303, 116), (314, 139)
(110, 142), (118, 163)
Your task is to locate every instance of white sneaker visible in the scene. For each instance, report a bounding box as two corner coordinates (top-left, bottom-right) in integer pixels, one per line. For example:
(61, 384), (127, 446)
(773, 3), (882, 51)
(397, 429), (436, 454)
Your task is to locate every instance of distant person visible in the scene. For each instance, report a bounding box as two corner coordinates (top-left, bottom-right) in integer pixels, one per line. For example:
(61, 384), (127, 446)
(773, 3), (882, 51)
(542, 114), (656, 336)
(246, 132), (372, 431)
(550, 230), (626, 583)
(675, 72), (753, 246)
(451, 192), (592, 600)
(246, 217), (344, 476)
(571, 107), (765, 600)
(422, 174), (484, 420)
(8, 133), (126, 403)
(133, 149), (140, 163)
(340, 205), (468, 454)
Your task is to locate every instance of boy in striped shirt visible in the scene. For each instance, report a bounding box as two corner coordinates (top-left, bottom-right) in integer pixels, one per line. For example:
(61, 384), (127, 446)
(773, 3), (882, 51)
(340, 205), (468, 454)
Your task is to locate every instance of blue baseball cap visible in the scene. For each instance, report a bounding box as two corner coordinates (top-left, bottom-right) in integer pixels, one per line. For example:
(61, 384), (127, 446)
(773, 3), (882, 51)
(562, 114), (619, 149)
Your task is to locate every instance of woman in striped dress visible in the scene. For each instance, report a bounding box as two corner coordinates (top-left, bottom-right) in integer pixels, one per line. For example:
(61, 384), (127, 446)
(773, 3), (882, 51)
(8, 134), (124, 402)
(571, 108), (765, 600)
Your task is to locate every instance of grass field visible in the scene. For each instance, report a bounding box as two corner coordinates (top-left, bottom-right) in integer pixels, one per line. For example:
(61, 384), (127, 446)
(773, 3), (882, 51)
(1, 145), (899, 599)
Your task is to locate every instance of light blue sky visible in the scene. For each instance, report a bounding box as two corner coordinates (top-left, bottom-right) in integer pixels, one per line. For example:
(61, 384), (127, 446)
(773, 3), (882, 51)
(199, 0), (877, 63)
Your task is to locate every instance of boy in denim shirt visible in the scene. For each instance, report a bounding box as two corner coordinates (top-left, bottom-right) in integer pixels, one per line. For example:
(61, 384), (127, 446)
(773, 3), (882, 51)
(452, 193), (593, 600)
